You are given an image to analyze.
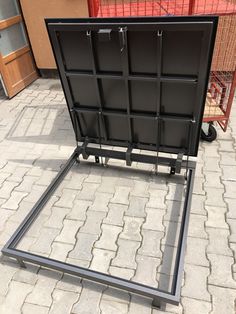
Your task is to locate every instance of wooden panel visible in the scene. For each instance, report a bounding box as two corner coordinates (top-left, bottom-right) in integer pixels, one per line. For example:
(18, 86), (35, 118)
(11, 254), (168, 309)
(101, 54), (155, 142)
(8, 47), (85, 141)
(0, 15), (22, 30)
(1, 47), (38, 98)
(19, 0), (89, 69)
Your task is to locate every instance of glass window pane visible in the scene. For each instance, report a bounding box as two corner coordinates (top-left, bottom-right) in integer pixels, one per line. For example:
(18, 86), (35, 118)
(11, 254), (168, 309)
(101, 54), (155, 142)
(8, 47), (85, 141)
(0, 22), (27, 56)
(0, 0), (19, 20)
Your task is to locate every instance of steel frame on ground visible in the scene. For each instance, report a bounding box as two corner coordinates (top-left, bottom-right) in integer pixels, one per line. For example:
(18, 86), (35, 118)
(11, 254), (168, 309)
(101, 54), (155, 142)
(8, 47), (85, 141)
(1, 146), (196, 308)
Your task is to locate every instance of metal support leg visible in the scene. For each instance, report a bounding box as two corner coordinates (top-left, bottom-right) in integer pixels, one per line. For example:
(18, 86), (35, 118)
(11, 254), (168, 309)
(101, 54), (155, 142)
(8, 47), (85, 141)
(95, 156), (100, 163)
(17, 258), (26, 268)
(152, 298), (166, 310)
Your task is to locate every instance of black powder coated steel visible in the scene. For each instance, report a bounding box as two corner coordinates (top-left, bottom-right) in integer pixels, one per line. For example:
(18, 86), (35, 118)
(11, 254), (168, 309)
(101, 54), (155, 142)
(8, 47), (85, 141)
(2, 16), (218, 307)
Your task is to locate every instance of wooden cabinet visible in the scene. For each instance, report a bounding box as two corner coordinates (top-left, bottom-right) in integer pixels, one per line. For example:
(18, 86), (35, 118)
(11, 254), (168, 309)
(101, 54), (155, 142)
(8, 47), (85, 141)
(20, 0), (89, 69)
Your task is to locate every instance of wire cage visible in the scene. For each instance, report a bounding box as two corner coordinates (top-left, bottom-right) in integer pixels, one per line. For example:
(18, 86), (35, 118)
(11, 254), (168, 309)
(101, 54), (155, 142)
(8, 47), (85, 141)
(88, 0), (236, 132)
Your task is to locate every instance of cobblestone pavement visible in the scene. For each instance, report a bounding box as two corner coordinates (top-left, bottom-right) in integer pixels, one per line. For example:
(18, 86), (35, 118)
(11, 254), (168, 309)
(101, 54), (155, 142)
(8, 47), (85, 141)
(0, 78), (236, 314)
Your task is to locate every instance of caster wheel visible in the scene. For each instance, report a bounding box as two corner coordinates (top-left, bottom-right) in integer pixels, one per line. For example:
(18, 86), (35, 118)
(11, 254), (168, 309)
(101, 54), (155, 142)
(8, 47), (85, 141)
(201, 124), (217, 142)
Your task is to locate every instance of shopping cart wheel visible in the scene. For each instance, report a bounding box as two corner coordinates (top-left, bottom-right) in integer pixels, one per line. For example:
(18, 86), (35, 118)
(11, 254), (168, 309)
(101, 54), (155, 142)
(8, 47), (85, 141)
(201, 123), (217, 142)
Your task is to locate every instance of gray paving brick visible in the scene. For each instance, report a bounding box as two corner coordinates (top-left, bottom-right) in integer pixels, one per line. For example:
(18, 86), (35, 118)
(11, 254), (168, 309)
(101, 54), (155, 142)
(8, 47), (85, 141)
(131, 179), (149, 197)
(72, 281), (105, 314)
(133, 255), (160, 287)
(110, 186), (131, 205)
(162, 221), (181, 247)
(0, 281), (33, 314)
(0, 208), (13, 233)
(7, 167), (28, 183)
(112, 239), (140, 269)
(204, 171), (224, 189)
(182, 297), (211, 314)
(119, 216), (144, 241)
(207, 227), (233, 256)
(13, 264), (38, 285)
(103, 203), (126, 226)
(15, 175), (37, 193)
(228, 218), (236, 243)
(26, 269), (61, 307)
(205, 187), (226, 207)
(22, 303), (49, 314)
(67, 199), (91, 221)
(222, 165), (236, 182)
(223, 180), (236, 199)
(56, 274), (81, 293)
(185, 237), (208, 266)
(24, 185), (47, 203)
(165, 200), (183, 222)
(36, 170), (57, 186)
(193, 177), (205, 195)
(205, 206), (228, 229)
(89, 192), (113, 212)
(77, 182), (99, 201)
(188, 214), (208, 239)
(55, 219), (82, 244)
(208, 254), (236, 289)
(0, 181), (18, 199)
(147, 189), (167, 209)
(0, 262), (18, 296)
(25, 213), (48, 238)
(109, 266), (134, 280)
(44, 206), (70, 229)
(219, 152), (236, 165)
(90, 248), (115, 273)
(138, 229), (163, 258)
(55, 189), (77, 208)
(182, 264), (210, 301)
(143, 208), (165, 231)
(97, 170), (119, 194)
(49, 289), (78, 314)
(125, 196), (148, 217)
(95, 224), (122, 251)
(208, 285), (236, 314)
(166, 183), (185, 202)
(129, 295), (152, 314)
(49, 242), (73, 262)
(69, 233), (98, 261)
(204, 157), (221, 172)
(100, 299), (128, 313)
(80, 210), (106, 235)
(219, 140), (235, 152)
(30, 227), (60, 255)
(226, 198), (236, 219)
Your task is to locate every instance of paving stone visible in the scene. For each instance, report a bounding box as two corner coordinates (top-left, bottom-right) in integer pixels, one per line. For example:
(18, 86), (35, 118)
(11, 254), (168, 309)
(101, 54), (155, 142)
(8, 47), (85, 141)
(22, 303), (49, 314)
(84, 166), (104, 184)
(1, 191), (28, 210)
(110, 186), (131, 205)
(56, 219), (82, 244)
(119, 216), (144, 241)
(25, 213), (48, 238)
(0, 262), (18, 296)
(100, 299), (128, 313)
(147, 189), (167, 209)
(30, 227), (60, 255)
(220, 152), (236, 165)
(90, 248), (115, 273)
(112, 239), (140, 269)
(41, 195), (59, 216)
(188, 214), (208, 239)
(226, 198), (236, 219)
(205, 187), (226, 207)
(56, 274), (81, 293)
(131, 180), (149, 197)
(97, 170), (119, 194)
(95, 224), (122, 251)
(24, 184), (46, 203)
(72, 281), (105, 314)
(133, 255), (160, 287)
(7, 167), (28, 183)
(162, 221), (181, 247)
(0, 181), (18, 199)
(0, 220), (20, 245)
(50, 242), (73, 262)
(80, 210), (106, 235)
(0, 208), (13, 233)
(109, 266), (134, 280)
(67, 199), (91, 221)
(49, 289), (78, 314)
(219, 140), (235, 152)
(15, 175), (37, 192)
(89, 192), (113, 212)
(69, 233), (98, 261)
(181, 297), (211, 314)
(55, 188), (77, 208)
(129, 295), (152, 314)
(166, 183), (185, 202)
(0, 281), (33, 314)
(125, 196), (148, 218)
(26, 269), (61, 307)
(185, 237), (208, 266)
(208, 253), (236, 289)
(228, 218), (236, 243)
(138, 229), (163, 258)
(77, 182), (99, 201)
(103, 203), (126, 226)
(223, 180), (236, 199)
(143, 208), (165, 231)
(209, 285), (236, 314)
(165, 200), (183, 222)
(44, 206), (71, 229)
(36, 170), (57, 186)
(205, 206), (228, 229)
(193, 177), (205, 195)
(204, 145), (219, 158)
(66, 257), (90, 268)
(204, 157), (221, 172)
(222, 165), (236, 182)
(13, 264), (39, 285)
(204, 171), (224, 188)
(182, 264), (210, 301)
(65, 172), (87, 190)
(207, 227), (233, 256)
